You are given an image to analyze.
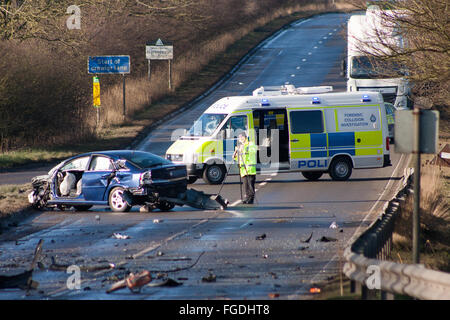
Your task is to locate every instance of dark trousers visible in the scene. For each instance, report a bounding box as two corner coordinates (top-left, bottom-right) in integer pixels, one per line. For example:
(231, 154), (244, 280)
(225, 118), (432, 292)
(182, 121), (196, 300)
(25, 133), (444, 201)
(243, 174), (256, 202)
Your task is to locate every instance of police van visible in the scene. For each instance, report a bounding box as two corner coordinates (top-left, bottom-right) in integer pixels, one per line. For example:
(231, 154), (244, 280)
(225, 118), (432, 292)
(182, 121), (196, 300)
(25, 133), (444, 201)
(166, 85), (391, 184)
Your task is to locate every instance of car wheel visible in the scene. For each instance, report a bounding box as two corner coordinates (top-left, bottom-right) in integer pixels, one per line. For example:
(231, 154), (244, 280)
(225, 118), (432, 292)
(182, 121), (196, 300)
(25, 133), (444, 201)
(108, 187), (131, 212)
(329, 157), (352, 181)
(302, 171), (323, 181)
(187, 176), (198, 184)
(202, 164), (226, 185)
(157, 201), (175, 212)
(73, 205), (93, 211)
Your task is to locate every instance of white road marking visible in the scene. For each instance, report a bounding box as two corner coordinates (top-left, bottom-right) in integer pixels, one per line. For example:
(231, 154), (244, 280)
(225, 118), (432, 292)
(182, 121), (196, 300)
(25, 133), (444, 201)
(263, 30), (288, 48)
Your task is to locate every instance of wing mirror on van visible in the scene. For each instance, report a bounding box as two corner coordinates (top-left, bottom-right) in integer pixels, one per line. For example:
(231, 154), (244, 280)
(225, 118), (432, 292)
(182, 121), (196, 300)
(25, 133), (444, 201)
(340, 58), (347, 77)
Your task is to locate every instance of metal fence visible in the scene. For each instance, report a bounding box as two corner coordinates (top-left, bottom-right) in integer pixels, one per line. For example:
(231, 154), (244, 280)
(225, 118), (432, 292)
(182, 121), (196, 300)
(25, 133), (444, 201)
(343, 169), (450, 300)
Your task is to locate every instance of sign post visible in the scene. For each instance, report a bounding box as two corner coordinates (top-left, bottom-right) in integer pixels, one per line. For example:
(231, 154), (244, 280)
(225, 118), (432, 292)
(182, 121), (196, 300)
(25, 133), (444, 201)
(146, 39), (173, 90)
(395, 108), (439, 264)
(88, 55), (131, 121)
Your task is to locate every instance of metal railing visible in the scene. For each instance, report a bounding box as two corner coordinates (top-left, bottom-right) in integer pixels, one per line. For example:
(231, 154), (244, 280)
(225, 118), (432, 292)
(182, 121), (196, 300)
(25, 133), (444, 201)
(343, 169), (450, 300)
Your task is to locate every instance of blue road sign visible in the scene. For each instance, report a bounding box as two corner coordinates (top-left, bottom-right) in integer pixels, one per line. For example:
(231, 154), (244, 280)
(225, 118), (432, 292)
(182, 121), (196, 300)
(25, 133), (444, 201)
(88, 55), (130, 74)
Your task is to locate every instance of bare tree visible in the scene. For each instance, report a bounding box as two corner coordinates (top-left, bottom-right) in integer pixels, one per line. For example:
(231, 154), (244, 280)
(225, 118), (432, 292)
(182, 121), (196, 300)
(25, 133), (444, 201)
(0, 1), (203, 43)
(349, 0), (449, 105)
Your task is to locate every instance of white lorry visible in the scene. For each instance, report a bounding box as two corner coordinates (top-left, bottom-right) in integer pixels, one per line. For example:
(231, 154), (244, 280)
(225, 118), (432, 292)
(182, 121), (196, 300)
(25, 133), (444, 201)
(345, 5), (411, 111)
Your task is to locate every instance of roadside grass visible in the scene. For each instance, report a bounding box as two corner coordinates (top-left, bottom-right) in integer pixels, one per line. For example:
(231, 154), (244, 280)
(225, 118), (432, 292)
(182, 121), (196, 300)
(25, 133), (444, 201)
(0, 184), (30, 220)
(391, 163), (450, 272)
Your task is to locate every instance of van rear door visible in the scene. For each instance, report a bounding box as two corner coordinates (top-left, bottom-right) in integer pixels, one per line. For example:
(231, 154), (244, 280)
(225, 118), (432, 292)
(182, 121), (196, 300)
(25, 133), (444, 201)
(287, 109), (328, 171)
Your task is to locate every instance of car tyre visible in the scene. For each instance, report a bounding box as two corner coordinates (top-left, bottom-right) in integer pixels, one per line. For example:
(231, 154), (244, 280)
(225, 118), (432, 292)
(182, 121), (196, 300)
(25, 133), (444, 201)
(108, 187), (131, 212)
(157, 201), (175, 212)
(329, 157), (352, 181)
(202, 164), (226, 185)
(302, 171), (323, 181)
(73, 205), (93, 211)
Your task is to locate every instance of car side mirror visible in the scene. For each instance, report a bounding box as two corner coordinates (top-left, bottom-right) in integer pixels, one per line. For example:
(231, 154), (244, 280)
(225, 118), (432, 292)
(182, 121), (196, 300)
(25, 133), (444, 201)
(114, 160), (128, 170)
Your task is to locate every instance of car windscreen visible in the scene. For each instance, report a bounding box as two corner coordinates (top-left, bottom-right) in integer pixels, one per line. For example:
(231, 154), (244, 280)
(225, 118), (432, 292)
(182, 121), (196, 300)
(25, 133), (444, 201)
(187, 113), (227, 137)
(350, 56), (406, 79)
(121, 152), (172, 169)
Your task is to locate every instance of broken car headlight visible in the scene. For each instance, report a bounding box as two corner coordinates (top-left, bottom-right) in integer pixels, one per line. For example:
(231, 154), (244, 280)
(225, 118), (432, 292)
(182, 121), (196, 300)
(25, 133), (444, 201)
(140, 171), (152, 185)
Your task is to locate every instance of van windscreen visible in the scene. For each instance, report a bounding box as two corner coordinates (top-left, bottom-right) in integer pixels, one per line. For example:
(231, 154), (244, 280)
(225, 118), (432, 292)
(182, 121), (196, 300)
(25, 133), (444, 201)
(187, 113), (227, 137)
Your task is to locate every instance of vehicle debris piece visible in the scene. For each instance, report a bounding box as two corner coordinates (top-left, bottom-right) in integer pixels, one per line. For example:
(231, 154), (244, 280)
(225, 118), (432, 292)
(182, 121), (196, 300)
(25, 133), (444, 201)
(106, 270), (152, 294)
(49, 256), (114, 272)
(147, 278), (182, 287)
(255, 233), (266, 240)
(300, 232), (313, 243)
(202, 273), (216, 283)
(310, 287), (321, 294)
(0, 239), (43, 291)
(317, 236), (338, 242)
(329, 221), (338, 229)
(159, 188), (229, 210)
(112, 233), (130, 240)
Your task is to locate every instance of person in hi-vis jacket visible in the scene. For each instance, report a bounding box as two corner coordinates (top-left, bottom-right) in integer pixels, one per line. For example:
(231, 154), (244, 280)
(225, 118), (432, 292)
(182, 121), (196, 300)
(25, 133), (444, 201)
(233, 133), (257, 204)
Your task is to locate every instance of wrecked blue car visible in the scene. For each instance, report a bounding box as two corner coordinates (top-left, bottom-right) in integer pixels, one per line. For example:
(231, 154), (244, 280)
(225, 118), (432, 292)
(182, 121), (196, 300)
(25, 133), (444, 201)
(28, 150), (188, 212)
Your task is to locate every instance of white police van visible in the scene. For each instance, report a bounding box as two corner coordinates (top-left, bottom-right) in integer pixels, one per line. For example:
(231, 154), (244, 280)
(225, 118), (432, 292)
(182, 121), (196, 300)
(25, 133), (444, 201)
(166, 85), (391, 184)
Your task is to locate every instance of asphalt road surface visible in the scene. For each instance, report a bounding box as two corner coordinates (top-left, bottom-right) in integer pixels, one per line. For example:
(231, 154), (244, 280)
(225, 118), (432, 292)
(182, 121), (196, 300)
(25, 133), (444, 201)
(0, 13), (410, 300)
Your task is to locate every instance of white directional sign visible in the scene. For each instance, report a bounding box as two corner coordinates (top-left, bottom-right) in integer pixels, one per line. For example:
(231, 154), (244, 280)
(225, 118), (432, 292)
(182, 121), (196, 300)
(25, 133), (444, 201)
(146, 38), (173, 60)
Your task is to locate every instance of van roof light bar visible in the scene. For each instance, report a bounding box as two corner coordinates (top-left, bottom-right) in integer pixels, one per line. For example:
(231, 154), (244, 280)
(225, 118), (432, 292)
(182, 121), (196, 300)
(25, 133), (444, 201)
(252, 85), (333, 96)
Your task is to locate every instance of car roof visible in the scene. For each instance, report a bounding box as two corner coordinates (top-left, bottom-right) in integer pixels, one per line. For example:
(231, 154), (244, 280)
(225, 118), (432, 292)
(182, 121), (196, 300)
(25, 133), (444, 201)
(74, 150), (157, 159)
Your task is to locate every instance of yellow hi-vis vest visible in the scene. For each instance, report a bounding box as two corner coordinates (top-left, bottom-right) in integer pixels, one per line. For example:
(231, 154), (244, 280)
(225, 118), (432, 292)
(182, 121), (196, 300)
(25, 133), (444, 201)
(234, 140), (257, 177)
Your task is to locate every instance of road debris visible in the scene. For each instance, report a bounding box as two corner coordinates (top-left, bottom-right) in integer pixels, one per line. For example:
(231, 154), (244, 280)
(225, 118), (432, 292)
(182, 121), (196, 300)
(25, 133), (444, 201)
(202, 273), (216, 283)
(300, 232), (313, 243)
(49, 256), (114, 272)
(0, 239), (43, 291)
(317, 236), (337, 242)
(159, 188), (229, 210)
(147, 278), (183, 287)
(309, 287), (321, 294)
(329, 221), (338, 229)
(255, 233), (266, 240)
(153, 219), (163, 224)
(106, 270), (152, 294)
(268, 293), (280, 298)
(112, 233), (130, 240)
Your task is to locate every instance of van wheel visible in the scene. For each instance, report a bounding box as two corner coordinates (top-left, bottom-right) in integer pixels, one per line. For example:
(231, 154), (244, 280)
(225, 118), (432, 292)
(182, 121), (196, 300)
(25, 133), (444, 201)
(109, 187), (131, 212)
(329, 157), (352, 181)
(203, 164), (226, 185)
(302, 171), (323, 181)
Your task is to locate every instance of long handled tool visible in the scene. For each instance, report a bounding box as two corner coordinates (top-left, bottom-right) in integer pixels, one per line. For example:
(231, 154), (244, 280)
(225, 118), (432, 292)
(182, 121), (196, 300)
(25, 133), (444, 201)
(210, 160), (235, 209)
